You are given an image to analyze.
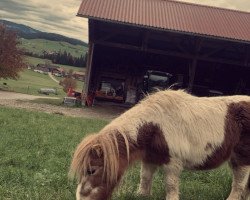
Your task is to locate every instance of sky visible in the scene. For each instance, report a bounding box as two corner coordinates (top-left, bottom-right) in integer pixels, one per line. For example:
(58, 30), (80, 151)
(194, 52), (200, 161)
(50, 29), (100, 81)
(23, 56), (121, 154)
(0, 0), (250, 43)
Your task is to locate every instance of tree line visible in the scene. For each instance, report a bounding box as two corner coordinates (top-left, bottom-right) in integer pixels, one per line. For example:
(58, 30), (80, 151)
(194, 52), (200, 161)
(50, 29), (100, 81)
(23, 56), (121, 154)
(25, 51), (88, 68)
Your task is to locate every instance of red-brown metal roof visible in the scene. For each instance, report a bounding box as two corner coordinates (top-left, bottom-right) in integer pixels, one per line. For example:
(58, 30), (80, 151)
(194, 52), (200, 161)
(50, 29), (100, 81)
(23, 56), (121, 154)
(77, 0), (250, 43)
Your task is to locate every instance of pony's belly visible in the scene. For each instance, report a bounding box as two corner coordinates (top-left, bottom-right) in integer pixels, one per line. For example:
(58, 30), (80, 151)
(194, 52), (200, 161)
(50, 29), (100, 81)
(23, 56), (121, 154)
(183, 146), (231, 170)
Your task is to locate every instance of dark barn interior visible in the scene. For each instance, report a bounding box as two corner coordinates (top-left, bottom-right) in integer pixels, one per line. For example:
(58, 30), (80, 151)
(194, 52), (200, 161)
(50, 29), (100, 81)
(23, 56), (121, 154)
(78, 0), (250, 106)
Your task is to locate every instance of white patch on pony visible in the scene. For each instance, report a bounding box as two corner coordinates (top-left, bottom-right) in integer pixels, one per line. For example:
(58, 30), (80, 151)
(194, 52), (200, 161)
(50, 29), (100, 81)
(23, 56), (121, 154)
(76, 179), (94, 200)
(91, 187), (100, 195)
(102, 90), (250, 168)
(76, 182), (82, 200)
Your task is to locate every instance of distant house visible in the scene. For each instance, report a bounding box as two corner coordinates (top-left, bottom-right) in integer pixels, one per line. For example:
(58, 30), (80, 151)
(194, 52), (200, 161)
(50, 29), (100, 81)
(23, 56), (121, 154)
(52, 67), (65, 77)
(35, 64), (65, 76)
(73, 71), (85, 81)
(35, 64), (49, 74)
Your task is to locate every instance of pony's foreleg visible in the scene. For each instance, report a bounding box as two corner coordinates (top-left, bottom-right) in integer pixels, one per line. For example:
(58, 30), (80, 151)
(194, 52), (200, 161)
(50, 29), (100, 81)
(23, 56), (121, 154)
(164, 159), (183, 200)
(227, 165), (250, 200)
(137, 162), (157, 196)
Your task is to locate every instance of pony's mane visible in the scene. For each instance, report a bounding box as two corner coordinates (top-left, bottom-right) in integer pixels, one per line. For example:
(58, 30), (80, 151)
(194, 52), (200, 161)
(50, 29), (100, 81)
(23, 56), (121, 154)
(69, 129), (130, 186)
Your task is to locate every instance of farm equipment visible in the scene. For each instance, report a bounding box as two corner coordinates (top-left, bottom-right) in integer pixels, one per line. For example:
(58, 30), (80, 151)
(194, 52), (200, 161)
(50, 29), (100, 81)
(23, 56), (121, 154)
(95, 79), (124, 103)
(142, 70), (173, 93)
(137, 70), (177, 101)
(63, 87), (82, 106)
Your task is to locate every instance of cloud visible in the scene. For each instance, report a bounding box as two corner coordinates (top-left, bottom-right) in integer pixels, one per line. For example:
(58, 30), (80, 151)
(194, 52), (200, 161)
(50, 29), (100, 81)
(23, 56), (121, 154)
(178, 0), (250, 12)
(0, 0), (249, 43)
(0, 0), (88, 42)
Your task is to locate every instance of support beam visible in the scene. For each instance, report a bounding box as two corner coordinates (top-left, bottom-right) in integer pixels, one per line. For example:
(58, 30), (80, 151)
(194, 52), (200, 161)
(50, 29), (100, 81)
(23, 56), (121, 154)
(95, 31), (120, 43)
(188, 38), (203, 91)
(244, 46), (250, 67)
(141, 31), (150, 50)
(93, 40), (245, 66)
(202, 47), (225, 58)
(84, 42), (95, 96)
(188, 59), (198, 91)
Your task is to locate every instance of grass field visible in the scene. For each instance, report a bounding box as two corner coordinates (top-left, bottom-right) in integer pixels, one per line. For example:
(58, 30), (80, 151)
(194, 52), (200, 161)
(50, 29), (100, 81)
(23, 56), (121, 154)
(25, 56), (51, 66)
(25, 56), (86, 72)
(21, 38), (88, 58)
(0, 69), (64, 97)
(0, 106), (233, 200)
(0, 69), (84, 97)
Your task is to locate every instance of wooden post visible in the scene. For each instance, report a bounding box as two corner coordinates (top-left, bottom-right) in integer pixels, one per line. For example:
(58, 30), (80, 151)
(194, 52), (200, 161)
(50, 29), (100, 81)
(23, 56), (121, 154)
(188, 38), (203, 92)
(84, 42), (94, 96)
(188, 58), (197, 92)
(82, 20), (96, 106)
(244, 46), (250, 67)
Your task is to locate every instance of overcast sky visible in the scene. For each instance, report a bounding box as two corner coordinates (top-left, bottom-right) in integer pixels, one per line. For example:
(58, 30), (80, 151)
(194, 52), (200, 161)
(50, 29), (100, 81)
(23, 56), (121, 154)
(0, 0), (249, 43)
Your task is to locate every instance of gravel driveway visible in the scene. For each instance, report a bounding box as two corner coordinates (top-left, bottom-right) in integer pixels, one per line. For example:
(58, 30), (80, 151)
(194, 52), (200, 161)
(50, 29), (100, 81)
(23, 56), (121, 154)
(0, 91), (126, 120)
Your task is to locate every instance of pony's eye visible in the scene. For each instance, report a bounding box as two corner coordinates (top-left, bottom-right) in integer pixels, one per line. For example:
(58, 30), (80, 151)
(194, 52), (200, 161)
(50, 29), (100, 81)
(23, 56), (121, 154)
(86, 169), (96, 175)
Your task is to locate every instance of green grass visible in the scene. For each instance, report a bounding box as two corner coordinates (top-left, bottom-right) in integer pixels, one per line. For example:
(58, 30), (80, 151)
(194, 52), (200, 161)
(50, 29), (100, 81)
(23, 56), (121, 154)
(25, 56), (86, 73)
(25, 56), (85, 92)
(18, 98), (64, 106)
(25, 56), (52, 66)
(0, 106), (233, 200)
(20, 38), (88, 58)
(19, 98), (82, 108)
(0, 69), (64, 97)
(0, 106), (107, 200)
(0, 69), (84, 97)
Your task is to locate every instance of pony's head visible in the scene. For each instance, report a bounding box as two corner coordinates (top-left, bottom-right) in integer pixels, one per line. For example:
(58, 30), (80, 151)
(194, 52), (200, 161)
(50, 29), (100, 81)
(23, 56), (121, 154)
(70, 131), (130, 200)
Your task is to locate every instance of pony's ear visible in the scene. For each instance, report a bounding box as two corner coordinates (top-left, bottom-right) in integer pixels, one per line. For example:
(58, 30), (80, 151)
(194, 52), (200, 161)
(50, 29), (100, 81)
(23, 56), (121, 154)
(90, 144), (103, 158)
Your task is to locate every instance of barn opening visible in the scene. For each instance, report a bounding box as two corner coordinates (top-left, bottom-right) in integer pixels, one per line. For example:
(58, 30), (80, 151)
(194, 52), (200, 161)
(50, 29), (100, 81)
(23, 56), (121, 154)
(77, 0), (250, 106)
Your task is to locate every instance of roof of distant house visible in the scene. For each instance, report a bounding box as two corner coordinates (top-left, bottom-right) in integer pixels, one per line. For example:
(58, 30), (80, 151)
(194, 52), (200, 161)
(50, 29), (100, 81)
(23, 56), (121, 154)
(78, 0), (250, 43)
(73, 71), (85, 75)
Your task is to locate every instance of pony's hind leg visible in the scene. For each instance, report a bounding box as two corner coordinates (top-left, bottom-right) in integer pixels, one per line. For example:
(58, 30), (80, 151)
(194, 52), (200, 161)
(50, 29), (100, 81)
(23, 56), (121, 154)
(137, 162), (157, 196)
(227, 164), (250, 200)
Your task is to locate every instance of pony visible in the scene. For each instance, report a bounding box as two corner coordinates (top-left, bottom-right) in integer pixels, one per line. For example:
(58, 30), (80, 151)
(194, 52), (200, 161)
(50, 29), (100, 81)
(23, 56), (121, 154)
(70, 90), (250, 200)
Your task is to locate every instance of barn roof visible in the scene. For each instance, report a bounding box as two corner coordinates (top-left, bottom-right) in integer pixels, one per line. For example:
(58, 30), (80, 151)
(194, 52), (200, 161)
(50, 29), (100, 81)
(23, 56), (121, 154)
(77, 0), (250, 43)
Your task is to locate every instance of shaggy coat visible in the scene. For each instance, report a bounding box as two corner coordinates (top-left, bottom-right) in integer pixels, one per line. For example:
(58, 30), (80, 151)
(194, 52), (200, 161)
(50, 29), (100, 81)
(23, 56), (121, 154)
(70, 90), (250, 200)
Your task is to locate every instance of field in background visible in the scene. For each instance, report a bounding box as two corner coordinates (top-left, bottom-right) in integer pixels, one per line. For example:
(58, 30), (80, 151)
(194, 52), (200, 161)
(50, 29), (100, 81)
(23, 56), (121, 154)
(25, 56), (86, 73)
(21, 38), (88, 58)
(0, 69), (84, 97)
(0, 107), (233, 200)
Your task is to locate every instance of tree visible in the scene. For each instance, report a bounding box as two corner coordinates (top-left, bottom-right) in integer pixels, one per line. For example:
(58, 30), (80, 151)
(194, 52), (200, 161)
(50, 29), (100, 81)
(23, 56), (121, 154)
(0, 24), (26, 79)
(59, 69), (77, 93)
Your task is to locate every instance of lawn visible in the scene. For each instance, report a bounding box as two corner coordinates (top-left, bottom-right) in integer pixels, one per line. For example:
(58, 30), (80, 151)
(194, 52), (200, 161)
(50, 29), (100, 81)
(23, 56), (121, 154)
(0, 69), (65, 98)
(0, 106), (233, 200)
(0, 69), (84, 97)
(25, 56), (86, 72)
(25, 56), (52, 66)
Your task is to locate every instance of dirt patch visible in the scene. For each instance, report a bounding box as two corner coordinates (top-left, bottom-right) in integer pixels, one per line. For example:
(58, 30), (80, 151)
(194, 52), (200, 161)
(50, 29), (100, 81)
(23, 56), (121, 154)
(0, 91), (126, 120)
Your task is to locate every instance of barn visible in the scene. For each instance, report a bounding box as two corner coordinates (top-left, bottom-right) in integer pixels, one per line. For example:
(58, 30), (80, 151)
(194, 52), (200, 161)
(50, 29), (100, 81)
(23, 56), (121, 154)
(77, 0), (250, 106)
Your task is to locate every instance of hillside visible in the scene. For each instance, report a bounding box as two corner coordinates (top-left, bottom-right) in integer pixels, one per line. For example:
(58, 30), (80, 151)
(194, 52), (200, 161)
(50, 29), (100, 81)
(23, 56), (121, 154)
(1, 19), (87, 67)
(21, 38), (87, 58)
(0, 19), (88, 47)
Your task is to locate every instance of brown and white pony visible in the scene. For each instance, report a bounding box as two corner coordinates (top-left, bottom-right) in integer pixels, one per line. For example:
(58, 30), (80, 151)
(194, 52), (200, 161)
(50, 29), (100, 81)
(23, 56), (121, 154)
(70, 90), (250, 200)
